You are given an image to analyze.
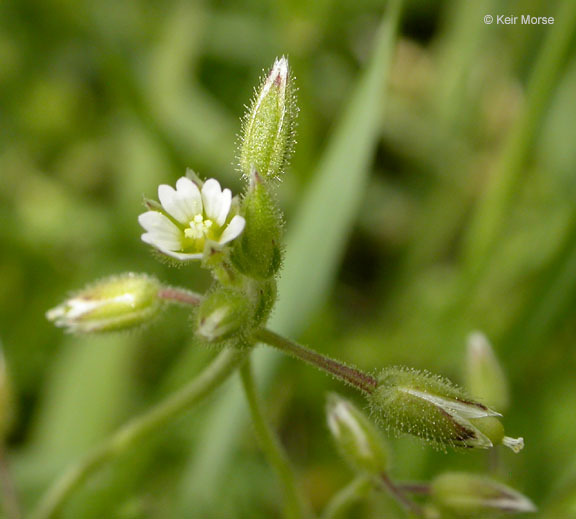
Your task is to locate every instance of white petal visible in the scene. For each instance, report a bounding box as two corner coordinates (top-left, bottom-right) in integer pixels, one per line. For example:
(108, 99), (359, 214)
(141, 232), (181, 251)
(158, 184), (189, 224)
(139, 211), (179, 235)
(174, 177), (203, 220)
(215, 188), (232, 226)
(201, 178), (223, 221)
(161, 250), (203, 261)
(219, 215), (245, 244)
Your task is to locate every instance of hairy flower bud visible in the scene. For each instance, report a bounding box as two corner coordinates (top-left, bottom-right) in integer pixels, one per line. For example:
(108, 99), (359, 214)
(368, 367), (523, 452)
(327, 394), (388, 474)
(239, 57), (297, 181)
(430, 472), (536, 517)
(196, 288), (252, 345)
(231, 171), (283, 280)
(466, 331), (509, 412)
(46, 274), (162, 333)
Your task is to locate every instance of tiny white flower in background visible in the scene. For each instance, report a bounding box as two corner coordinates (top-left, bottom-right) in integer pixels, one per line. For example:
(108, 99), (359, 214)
(139, 177), (246, 260)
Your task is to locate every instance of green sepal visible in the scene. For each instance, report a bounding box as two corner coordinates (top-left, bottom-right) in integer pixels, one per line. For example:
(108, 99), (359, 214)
(231, 172), (284, 280)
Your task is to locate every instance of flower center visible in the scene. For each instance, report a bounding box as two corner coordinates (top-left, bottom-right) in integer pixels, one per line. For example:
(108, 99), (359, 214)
(184, 214), (214, 240)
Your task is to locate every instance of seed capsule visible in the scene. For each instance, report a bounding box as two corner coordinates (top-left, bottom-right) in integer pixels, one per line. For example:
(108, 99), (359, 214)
(368, 367), (523, 452)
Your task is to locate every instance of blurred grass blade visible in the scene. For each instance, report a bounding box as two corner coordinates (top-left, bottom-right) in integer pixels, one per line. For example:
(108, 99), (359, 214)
(462, 0), (576, 281)
(176, 1), (404, 515)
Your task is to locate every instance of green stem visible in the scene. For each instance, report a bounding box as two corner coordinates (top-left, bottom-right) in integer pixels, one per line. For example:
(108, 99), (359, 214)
(0, 447), (21, 519)
(321, 476), (372, 519)
(240, 359), (310, 519)
(255, 328), (378, 394)
(30, 348), (248, 519)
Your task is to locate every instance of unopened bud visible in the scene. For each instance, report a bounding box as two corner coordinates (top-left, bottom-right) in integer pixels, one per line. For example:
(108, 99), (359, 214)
(239, 57), (297, 181)
(430, 472), (536, 517)
(368, 367), (523, 452)
(231, 171), (283, 280)
(0, 346), (14, 440)
(46, 273), (162, 333)
(327, 393), (388, 474)
(466, 331), (509, 412)
(196, 288), (252, 344)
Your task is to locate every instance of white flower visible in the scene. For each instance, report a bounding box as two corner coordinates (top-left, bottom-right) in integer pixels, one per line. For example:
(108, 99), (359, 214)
(138, 176), (245, 261)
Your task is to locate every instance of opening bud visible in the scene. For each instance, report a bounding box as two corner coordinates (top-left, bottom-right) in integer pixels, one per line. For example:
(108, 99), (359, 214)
(326, 393), (388, 474)
(466, 331), (509, 412)
(239, 57), (297, 181)
(368, 367), (523, 452)
(430, 472), (536, 517)
(46, 273), (162, 333)
(196, 288), (252, 345)
(231, 171), (283, 280)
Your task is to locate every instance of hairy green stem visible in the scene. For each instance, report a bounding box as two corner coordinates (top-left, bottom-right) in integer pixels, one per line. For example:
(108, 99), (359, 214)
(321, 476), (372, 519)
(255, 328), (378, 394)
(30, 348), (247, 519)
(240, 359), (310, 519)
(0, 447), (21, 519)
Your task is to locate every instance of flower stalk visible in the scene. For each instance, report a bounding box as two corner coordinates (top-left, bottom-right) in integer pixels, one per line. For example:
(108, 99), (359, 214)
(240, 359), (310, 519)
(30, 348), (248, 519)
(255, 328), (378, 394)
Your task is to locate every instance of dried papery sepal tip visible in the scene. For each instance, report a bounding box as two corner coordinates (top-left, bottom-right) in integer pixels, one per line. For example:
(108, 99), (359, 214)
(368, 366), (524, 452)
(430, 472), (537, 517)
(46, 273), (163, 334)
(238, 56), (298, 182)
(466, 331), (509, 412)
(326, 393), (388, 474)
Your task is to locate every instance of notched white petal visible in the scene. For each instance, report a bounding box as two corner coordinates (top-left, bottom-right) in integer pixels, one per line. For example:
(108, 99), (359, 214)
(219, 215), (246, 244)
(158, 184), (189, 224)
(202, 178), (223, 221)
(215, 188), (232, 227)
(175, 177), (203, 218)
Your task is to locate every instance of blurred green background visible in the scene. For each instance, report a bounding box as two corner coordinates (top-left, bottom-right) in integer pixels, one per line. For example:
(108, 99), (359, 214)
(2, 0), (576, 517)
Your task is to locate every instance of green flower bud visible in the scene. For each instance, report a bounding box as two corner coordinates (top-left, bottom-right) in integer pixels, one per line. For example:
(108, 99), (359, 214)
(368, 367), (524, 452)
(466, 331), (509, 412)
(430, 472), (536, 517)
(239, 57), (297, 181)
(231, 172), (283, 280)
(327, 393), (388, 474)
(0, 346), (14, 440)
(46, 274), (162, 333)
(196, 288), (252, 345)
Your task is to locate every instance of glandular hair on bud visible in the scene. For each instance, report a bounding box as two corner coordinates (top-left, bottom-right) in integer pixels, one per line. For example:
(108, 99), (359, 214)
(368, 366), (524, 452)
(231, 172), (283, 280)
(46, 274), (162, 334)
(196, 288), (253, 346)
(327, 394), (388, 475)
(430, 472), (537, 517)
(239, 57), (297, 181)
(466, 331), (509, 412)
